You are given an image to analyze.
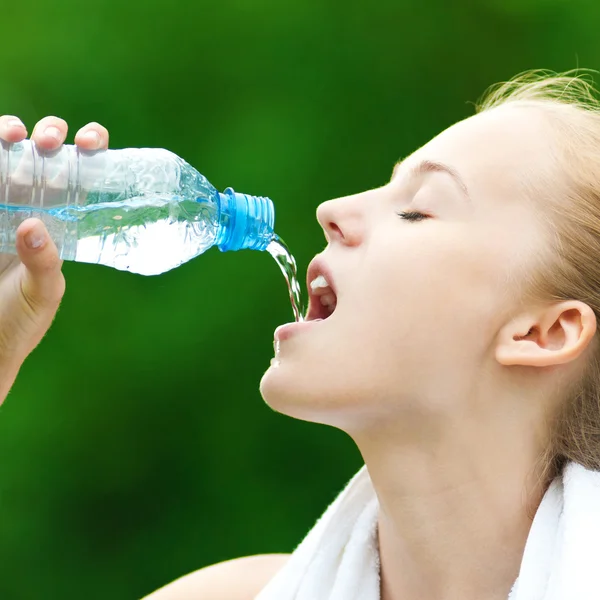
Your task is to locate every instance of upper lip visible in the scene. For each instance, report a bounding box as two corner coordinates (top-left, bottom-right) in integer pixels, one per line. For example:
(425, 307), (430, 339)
(305, 255), (337, 321)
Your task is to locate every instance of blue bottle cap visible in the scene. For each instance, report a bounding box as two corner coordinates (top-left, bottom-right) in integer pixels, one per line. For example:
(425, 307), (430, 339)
(217, 187), (275, 252)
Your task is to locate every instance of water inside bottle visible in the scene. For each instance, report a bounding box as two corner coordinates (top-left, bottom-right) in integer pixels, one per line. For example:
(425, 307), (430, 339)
(0, 195), (219, 276)
(266, 237), (305, 322)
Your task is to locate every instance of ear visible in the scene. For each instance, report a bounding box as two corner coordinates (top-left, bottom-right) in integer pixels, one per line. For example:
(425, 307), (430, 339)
(495, 301), (597, 367)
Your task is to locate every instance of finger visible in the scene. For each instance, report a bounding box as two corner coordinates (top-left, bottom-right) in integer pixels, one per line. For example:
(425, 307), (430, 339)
(0, 115), (28, 144)
(14, 218), (65, 311)
(31, 116), (68, 152)
(74, 122), (109, 151)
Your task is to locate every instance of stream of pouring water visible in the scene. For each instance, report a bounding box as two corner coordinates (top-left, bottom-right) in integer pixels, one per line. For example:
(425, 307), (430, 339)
(266, 236), (305, 322)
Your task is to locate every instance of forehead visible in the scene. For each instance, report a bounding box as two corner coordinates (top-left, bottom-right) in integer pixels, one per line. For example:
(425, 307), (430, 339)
(410, 105), (559, 202)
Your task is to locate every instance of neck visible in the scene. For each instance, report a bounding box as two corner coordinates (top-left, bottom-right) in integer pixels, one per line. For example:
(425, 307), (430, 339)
(352, 412), (550, 600)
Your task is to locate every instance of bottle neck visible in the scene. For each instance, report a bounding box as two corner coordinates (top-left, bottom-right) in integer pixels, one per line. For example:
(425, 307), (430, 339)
(216, 187), (275, 252)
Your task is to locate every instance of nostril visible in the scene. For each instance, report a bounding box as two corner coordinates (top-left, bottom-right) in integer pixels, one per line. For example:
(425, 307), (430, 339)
(328, 222), (343, 240)
(323, 216), (363, 247)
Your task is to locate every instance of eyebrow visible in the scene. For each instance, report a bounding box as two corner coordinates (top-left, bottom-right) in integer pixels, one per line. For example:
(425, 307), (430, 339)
(392, 159), (471, 202)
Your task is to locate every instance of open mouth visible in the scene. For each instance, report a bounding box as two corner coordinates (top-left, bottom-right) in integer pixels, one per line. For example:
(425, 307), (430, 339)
(272, 258), (338, 344)
(306, 259), (338, 321)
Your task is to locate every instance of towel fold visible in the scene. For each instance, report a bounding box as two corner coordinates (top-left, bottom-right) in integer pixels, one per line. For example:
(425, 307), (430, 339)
(256, 461), (600, 600)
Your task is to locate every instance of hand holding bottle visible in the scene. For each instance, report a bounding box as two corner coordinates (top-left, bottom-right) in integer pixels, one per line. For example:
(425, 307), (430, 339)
(0, 115), (109, 400)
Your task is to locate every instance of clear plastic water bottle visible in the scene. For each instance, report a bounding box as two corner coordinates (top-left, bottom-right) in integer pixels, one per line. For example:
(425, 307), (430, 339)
(0, 140), (275, 275)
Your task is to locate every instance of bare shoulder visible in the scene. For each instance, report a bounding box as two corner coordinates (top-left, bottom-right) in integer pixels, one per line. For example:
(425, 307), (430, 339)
(142, 553), (290, 600)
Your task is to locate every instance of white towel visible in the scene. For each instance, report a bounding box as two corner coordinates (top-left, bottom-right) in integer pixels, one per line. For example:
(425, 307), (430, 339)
(255, 461), (600, 600)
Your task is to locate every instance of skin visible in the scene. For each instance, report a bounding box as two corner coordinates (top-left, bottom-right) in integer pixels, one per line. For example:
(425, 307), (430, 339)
(260, 104), (597, 600)
(2, 105), (597, 599)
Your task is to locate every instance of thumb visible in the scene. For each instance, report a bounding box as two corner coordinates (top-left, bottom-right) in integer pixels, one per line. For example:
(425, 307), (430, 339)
(15, 218), (65, 312)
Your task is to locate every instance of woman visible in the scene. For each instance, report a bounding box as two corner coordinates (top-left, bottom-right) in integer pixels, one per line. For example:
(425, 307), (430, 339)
(3, 70), (600, 600)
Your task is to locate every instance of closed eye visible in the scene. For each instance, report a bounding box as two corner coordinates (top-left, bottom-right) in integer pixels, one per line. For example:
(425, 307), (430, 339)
(396, 210), (430, 222)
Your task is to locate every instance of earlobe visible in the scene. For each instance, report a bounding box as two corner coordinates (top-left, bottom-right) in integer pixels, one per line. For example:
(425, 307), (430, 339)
(495, 302), (597, 368)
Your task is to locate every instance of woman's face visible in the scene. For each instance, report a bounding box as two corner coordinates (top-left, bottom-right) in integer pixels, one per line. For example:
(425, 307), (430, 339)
(260, 105), (558, 430)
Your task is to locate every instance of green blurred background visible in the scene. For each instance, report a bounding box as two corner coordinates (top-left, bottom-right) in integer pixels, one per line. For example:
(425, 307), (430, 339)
(0, 0), (597, 597)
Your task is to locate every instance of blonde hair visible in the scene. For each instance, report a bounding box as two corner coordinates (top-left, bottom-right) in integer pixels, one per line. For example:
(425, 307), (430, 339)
(476, 69), (600, 491)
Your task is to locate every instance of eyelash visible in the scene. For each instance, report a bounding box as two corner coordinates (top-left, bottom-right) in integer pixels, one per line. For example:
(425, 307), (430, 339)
(396, 210), (430, 222)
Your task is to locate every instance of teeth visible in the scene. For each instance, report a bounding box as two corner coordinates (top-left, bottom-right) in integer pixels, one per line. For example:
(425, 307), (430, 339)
(310, 275), (329, 290)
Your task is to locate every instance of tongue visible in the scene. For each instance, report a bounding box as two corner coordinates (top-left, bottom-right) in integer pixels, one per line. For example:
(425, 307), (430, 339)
(321, 292), (337, 309)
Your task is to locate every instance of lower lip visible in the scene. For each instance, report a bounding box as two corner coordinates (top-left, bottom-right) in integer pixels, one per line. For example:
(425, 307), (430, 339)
(274, 319), (324, 342)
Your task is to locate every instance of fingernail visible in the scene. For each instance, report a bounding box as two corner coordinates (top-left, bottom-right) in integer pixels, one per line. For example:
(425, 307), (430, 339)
(7, 118), (24, 129)
(25, 228), (45, 250)
(44, 126), (62, 141)
(80, 130), (100, 146)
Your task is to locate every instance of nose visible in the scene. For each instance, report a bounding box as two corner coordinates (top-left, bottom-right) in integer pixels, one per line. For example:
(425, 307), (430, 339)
(316, 193), (366, 246)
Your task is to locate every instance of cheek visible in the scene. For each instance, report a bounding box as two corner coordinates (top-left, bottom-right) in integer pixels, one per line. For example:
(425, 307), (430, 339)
(354, 233), (505, 362)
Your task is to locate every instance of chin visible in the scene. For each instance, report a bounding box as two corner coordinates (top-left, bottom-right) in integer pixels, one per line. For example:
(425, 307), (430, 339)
(259, 361), (311, 417)
(259, 361), (356, 425)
